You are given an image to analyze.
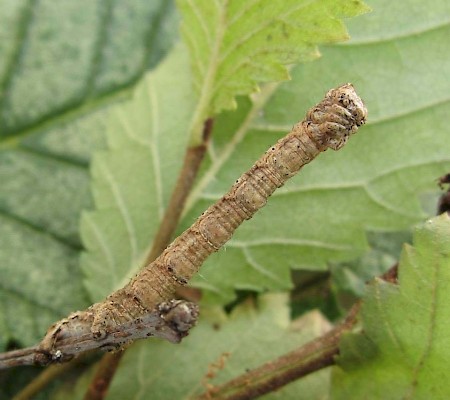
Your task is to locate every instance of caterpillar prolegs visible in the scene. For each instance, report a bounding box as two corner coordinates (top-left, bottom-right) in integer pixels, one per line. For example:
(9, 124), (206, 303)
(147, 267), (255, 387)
(38, 84), (367, 363)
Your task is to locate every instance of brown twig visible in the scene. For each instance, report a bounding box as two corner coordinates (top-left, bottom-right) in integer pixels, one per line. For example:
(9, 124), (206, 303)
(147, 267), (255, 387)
(0, 300), (199, 371)
(196, 264), (399, 400)
(0, 346), (39, 369)
(84, 118), (214, 400)
(197, 303), (361, 400)
(12, 352), (94, 400)
(0, 85), (366, 372)
(145, 118), (214, 265)
(83, 351), (124, 400)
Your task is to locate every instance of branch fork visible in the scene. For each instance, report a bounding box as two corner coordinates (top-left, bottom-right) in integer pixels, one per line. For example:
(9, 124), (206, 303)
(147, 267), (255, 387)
(0, 300), (199, 369)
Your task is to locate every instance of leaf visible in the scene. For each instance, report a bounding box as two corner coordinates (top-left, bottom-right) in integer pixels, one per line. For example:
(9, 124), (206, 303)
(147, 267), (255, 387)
(80, 44), (195, 301)
(0, 0), (177, 134)
(52, 294), (332, 400)
(331, 230), (411, 299)
(80, 2), (367, 302)
(177, 0), (369, 144)
(331, 214), (450, 399)
(179, 0), (450, 303)
(0, 0), (177, 349)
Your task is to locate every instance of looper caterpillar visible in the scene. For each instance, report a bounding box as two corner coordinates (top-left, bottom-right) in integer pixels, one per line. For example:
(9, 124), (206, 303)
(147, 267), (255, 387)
(2, 84), (367, 367)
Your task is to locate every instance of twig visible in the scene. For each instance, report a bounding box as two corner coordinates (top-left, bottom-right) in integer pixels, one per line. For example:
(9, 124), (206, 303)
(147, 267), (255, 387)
(12, 352), (93, 400)
(0, 346), (39, 369)
(0, 84), (367, 371)
(195, 264), (399, 400)
(83, 118), (214, 400)
(0, 299), (199, 370)
(197, 304), (361, 400)
(145, 118), (214, 265)
(83, 351), (124, 400)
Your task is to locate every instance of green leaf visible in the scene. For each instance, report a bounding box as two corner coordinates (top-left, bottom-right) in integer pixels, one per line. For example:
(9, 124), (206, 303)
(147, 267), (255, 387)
(0, 0), (177, 349)
(179, 0), (450, 303)
(332, 214), (450, 399)
(177, 0), (369, 145)
(79, 1), (368, 302)
(80, 44), (195, 301)
(331, 230), (411, 300)
(52, 294), (332, 400)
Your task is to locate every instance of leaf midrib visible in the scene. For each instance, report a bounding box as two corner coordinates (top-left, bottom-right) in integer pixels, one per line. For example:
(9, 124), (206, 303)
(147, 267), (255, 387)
(0, 85), (133, 150)
(186, 0), (228, 146)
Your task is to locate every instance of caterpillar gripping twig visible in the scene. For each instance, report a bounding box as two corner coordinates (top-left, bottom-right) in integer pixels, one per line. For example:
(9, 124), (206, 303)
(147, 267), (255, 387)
(0, 84), (367, 369)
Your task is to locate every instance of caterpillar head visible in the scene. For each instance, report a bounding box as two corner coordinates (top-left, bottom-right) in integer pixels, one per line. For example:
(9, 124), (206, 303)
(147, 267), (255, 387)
(306, 83), (368, 150)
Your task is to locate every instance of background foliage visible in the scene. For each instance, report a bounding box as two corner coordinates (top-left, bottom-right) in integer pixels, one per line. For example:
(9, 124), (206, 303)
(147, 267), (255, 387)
(0, 0), (449, 398)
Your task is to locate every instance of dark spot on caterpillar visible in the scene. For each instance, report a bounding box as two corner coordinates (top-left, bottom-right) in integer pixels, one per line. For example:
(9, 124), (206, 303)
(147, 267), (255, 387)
(93, 331), (103, 339)
(177, 277), (188, 285)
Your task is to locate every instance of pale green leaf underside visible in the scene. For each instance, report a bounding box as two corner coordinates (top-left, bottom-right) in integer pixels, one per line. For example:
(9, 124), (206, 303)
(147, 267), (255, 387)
(332, 214), (450, 399)
(53, 295), (331, 400)
(0, 0), (177, 349)
(180, 0), (450, 303)
(177, 0), (369, 144)
(80, 0), (450, 306)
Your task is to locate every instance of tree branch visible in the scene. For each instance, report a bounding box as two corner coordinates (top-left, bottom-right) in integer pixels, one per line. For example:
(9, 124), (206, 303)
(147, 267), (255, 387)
(83, 351), (124, 400)
(195, 264), (398, 400)
(0, 85), (367, 374)
(145, 118), (214, 265)
(83, 118), (214, 399)
(12, 353), (93, 400)
(0, 299), (199, 370)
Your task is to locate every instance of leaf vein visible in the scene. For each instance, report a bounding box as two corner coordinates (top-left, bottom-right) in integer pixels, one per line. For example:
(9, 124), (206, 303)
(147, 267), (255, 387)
(243, 247), (286, 286)
(146, 79), (164, 219)
(97, 161), (138, 266)
(83, 213), (117, 287)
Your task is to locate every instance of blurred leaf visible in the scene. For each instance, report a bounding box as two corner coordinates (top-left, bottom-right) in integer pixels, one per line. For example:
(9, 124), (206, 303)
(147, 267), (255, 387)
(177, 0), (369, 144)
(53, 294), (332, 400)
(332, 214), (450, 399)
(331, 230), (411, 304)
(0, 0), (177, 135)
(0, 0), (177, 349)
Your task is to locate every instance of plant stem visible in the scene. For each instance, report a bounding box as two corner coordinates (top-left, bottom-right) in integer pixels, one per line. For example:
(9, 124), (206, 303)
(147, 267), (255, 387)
(145, 118), (214, 265)
(196, 264), (398, 400)
(83, 118), (214, 400)
(196, 303), (360, 400)
(12, 352), (94, 400)
(83, 351), (124, 400)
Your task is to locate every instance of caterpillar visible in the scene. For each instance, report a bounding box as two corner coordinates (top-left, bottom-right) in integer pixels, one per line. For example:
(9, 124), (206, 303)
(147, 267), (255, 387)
(38, 84), (367, 363)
